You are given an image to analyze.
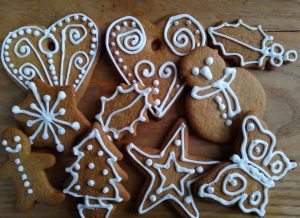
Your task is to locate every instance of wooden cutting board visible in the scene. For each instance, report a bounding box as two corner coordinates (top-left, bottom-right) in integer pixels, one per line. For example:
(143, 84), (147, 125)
(0, 0), (299, 217)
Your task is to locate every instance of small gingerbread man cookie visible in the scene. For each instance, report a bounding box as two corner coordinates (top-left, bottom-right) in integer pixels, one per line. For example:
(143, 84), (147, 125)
(180, 46), (266, 143)
(0, 128), (65, 211)
(12, 80), (91, 152)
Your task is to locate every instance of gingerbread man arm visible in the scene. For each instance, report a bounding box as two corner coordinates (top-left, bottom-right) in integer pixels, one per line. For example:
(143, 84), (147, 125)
(30, 153), (56, 170)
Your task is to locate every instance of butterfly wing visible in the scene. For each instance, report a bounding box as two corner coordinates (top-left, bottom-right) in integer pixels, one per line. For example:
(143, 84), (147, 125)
(198, 162), (268, 217)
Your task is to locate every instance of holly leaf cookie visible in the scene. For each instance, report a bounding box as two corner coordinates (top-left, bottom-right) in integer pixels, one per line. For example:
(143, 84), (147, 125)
(197, 114), (297, 217)
(180, 46), (266, 143)
(126, 119), (219, 218)
(95, 83), (153, 140)
(106, 14), (206, 118)
(64, 123), (130, 218)
(12, 80), (90, 152)
(0, 128), (65, 211)
(1, 13), (99, 101)
(208, 19), (297, 69)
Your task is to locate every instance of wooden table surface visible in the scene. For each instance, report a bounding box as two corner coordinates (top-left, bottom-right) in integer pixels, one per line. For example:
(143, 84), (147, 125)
(0, 0), (299, 217)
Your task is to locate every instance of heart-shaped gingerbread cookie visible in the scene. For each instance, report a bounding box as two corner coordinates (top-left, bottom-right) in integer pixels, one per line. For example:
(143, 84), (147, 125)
(106, 14), (206, 118)
(1, 13), (99, 100)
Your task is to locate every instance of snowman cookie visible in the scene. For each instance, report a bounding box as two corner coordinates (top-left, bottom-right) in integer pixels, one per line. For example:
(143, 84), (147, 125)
(180, 46), (266, 143)
(106, 14), (206, 118)
(0, 128), (65, 211)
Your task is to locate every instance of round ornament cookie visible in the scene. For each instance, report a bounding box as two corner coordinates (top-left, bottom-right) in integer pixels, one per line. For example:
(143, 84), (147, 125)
(180, 46), (266, 143)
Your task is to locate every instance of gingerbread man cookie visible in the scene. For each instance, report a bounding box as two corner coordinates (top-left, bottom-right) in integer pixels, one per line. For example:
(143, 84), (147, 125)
(1, 13), (99, 101)
(64, 123), (130, 218)
(180, 46), (266, 143)
(12, 80), (90, 152)
(127, 119), (219, 218)
(208, 19), (297, 69)
(0, 128), (65, 211)
(95, 83), (153, 141)
(197, 114), (297, 217)
(106, 14), (206, 118)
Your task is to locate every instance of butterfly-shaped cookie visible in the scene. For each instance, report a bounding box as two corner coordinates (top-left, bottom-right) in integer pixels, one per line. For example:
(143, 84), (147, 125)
(197, 114), (297, 217)
(106, 14), (206, 118)
(1, 13), (99, 100)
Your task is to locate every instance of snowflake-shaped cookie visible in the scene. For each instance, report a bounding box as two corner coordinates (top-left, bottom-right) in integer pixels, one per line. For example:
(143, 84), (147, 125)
(12, 80), (90, 152)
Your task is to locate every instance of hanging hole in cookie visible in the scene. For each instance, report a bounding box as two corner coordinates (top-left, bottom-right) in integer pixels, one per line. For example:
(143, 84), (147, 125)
(47, 41), (56, 52)
(151, 39), (161, 51)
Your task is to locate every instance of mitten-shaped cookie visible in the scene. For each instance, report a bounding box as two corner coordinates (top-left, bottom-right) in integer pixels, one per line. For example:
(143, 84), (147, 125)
(196, 114), (297, 217)
(12, 79), (90, 152)
(0, 128), (65, 211)
(106, 14), (206, 118)
(1, 13), (99, 101)
(180, 46), (266, 143)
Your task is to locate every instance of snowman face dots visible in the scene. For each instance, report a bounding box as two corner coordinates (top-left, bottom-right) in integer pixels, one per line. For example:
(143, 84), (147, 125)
(190, 56), (214, 80)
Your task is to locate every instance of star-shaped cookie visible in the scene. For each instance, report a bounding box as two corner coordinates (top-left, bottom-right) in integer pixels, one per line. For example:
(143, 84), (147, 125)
(126, 119), (219, 218)
(12, 79), (90, 152)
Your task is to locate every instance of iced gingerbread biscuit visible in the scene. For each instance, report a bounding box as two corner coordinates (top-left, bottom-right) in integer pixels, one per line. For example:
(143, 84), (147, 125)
(64, 123), (130, 218)
(106, 14), (206, 118)
(0, 128), (65, 211)
(12, 80), (90, 152)
(95, 83), (153, 141)
(127, 119), (219, 218)
(180, 46), (266, 143)
(197, 114), (297, 217)
(208, 19), (297, 70)
(1, 13), (99, 101)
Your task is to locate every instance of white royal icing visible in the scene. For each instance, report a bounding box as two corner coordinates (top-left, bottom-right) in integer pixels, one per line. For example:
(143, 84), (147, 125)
(208, 19), (298, 67)
(11, 82), (81, 152)
(127, 122), (219, 218)
(77, 198), (114, 218)
(191, 67), (240, 126)
(1, 13), (99, 92)
(199, 114), (297, 217)
(164, 14), (206, 56)
(1, 135), (33, 194)
(95, 83), (152, 139)
(64, 127), (124, 218)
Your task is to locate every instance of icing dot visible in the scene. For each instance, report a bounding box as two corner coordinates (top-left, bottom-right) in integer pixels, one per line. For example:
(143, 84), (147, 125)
(149, 195), (157, 202)
(111, 32), (116, 37)
(221, 113), (227, 119)
(174, 20), (179, 26)
(107, 135), (112, 141)
(230, 179), (238, 187)
(154, 99), (161, 106)
(4, 44), (9, 49)
(57, 21), (63, 27)
(219, 103), (226, 111)
(51, 70), (56, 76)
(98, 150), (104, 156)
(91, 37), (97, 42)
(90, 44), (96, 49)
(4, 51), (9, 56)
(207, 186), (214, 194)
(51, 27), (56, 32)
(27, 189), (33, 194)
(195, 29), (200, 34)
(118, 58), (123, 63)
(88, 22), (93, 28)
(18, 165), (24, 172)
(247, 123), (255, 132)
(9, 63), (13, 69)
(123, 65), (128, 71)
(48, 59), (54, 64)
(153, 88), (159, 95)
(2, 140), (8, 146)
(47, 53), (53, 59)
(191, 67), (199, 76)
(102, 169), (109, 175)
(92, 29), (97, 35)
(102, 187), (109, 193)
(56, 144), (64, 152)
(186, 20), (192, 25)
(21, 174), (27, 180)
(82, 16), (87, 22)
(65, 17), (71, 23)
(255, 146), (261, 153)
(114, 51), (120, 56)
(24, 181), (30, 187)
(174, 139), (181, 146)
(74, 185), (81, 190)
(75, 79), (79, 84)
(26, 28), (32, 34)
(75, 163), (81, 170)
(87, 180), (95, 187)
(145, 159), (153, 167)
(34, 31), (40, 36)
(74, 15), (79, 20)
(128, 73), (132, 77)
(18, 30), (25, 36)
(5, 57), (10, 62)
(184, 196), (192, 204)
(89, 50), (95, 55)
(7, 39), (12, 44)
(131, 21), (136, 27)
(87, 144), (93, 151)
(205, 57), (214, 66)
(15, 158), (21, 164)
(115, 25), (121, 31)
(196, 166), (204, 173)
(12, 33), (17, 38)
(88, 163), (95, 169)
(225, 120), (232, 126)
(153, 80), (159, 86)
(111, 42), (116, 46)
(215, 96), (222, 103)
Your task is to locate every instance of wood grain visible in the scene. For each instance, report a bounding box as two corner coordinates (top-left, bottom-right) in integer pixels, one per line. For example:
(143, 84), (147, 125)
(0, 0), (299, 217)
